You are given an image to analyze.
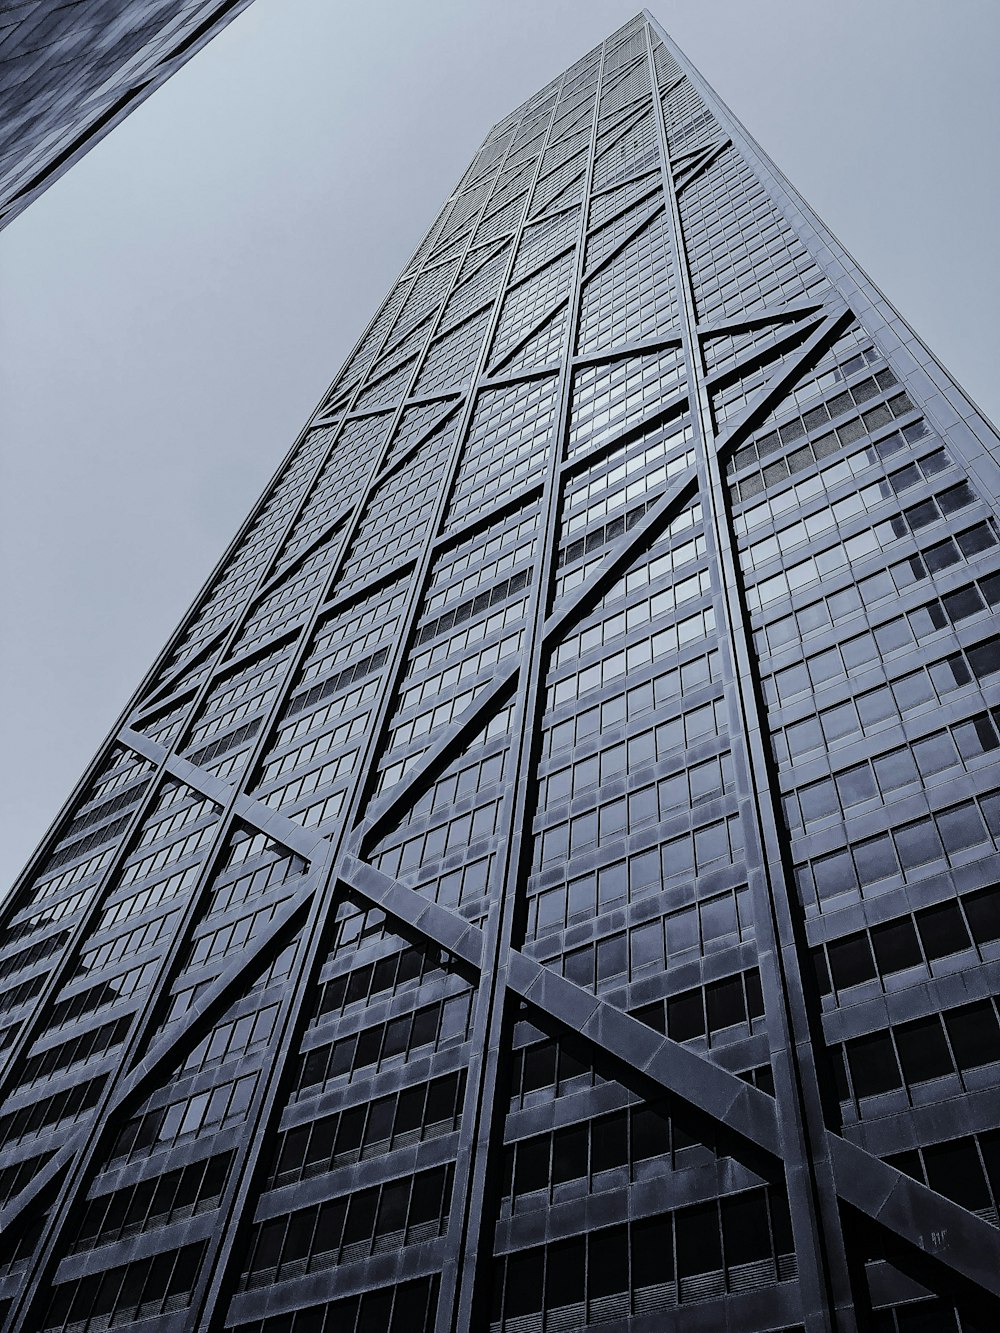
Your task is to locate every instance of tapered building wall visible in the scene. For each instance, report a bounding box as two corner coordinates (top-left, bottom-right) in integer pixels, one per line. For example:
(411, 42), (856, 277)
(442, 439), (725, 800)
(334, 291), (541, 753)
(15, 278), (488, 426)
(1, 11), (1000, 1332)
(0, 0), (255, 232)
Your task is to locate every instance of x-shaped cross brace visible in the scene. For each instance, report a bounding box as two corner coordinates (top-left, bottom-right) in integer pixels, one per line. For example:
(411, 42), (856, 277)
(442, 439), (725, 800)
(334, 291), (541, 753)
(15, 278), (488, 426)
(7, 299), (994, 1307)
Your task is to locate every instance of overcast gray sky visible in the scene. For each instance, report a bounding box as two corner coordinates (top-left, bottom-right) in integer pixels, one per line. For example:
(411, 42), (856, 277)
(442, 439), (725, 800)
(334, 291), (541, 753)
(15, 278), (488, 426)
(1, 0), (998, 893)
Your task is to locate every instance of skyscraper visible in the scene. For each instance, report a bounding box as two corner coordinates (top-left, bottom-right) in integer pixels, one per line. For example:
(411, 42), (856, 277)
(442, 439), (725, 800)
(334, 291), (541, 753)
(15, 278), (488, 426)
(1, 6), (999, 1329)
(0, 0), (255, 232)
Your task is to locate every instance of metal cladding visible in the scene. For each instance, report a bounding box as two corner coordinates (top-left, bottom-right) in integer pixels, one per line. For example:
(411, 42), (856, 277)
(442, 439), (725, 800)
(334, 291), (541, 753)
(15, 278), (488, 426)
(0, 0), (255, 232)
(1, 11), (1000, 1331)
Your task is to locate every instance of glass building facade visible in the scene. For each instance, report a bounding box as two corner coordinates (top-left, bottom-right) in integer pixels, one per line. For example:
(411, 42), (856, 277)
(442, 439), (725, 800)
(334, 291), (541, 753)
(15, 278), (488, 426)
(0, 0), (255, 232)
(1, 10), (999, 1331)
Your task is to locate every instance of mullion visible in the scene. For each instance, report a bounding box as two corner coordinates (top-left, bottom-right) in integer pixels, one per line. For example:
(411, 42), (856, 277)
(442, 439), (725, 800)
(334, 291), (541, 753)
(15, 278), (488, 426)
(443, 43), (610, 1333)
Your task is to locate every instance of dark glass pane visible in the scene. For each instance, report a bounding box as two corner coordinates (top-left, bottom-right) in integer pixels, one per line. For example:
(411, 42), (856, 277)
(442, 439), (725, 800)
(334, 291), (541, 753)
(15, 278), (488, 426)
(701, 893), (738, 943)
(395, 1084), (426, 1136)
(923, 1140), (991, 1211)
(924, 538), (959, 574)
(706, 975), (746, 1033)
(896, 1017), (953, 1084)
(359, 1290), (393, 1332)
(375, 1181), (408, 1236)
(746, 969), (764, 1018)
(313, 1198), (346, 1258)
(808, 648), (841, 685)
(302, 1047), (331, 1087)
(276, 1126), (309, 1178)
(540, 1107), (584, 1186)
(828, 933), (876, 989)
(633, 1000), (665, 1034)
(847, 1032), (902, 1097)
(788, 717), (824, 757)
(668, 989), (705, 1041)
(281, 1211), (313, 1264)
(410, 1005), (439, 1050)
(591, 1111), (627, 1172)
(514, 1137), (549, 1195)
(910, 602), (948, 638)
(90, 1271), (123, 1318)
(957, 522), (997, 557)
(425, 1073), (459, 1126)
(253, 1218), (286, 1273)
(343, 1188), (378, 1245)
(505, 1249), (544, 1317)
(631, 1103), (669, 1163)
(721, 1190), (771, 1265)
(945, 1002), (1000, 1070)
(676, 1202), (721, 1276)
(916, 901), (971, 960)
(857, 688), (895, 727)
(967, 639), (1000, 681)
(169, 1245), (203, 1299)
(938, 481), (975, 515)
(812, 947), (832, 996)
(767, 1187), (794, 1254)
(871, 917), (923, 975)
(965, 888), (1000, 945)
(930, 653), (972, 692)
(546, 1236), (585, 1307)
(944, 586), (985, 622)
(913, 733), (959, 777)
(355, 1025), (384, 1067)
(896, 1300), (959, 1333)
(630, 920), (662, 971)
(409, 1167), (447, 1227)
(346, 965), (373, 1005)
(831, 1047), (851, 1101)
(821, 703), (858, 743)
(587, 1225), (628, 1297)
(557, 1043), (590, 1088)
(598, 860), (628, 907)
(632, 1214), (673, 1286)
(365, 1097), (395, 1146)
(980, 1130), (1000, 1202)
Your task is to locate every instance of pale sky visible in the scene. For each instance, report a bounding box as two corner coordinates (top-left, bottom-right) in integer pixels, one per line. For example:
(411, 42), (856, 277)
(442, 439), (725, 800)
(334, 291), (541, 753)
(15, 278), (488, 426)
(1, 0), (998, 892)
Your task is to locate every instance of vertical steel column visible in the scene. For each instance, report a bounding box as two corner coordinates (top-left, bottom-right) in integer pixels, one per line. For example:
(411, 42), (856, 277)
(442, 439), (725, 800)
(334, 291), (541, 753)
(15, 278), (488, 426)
(643, 22), (856, 1331)
(442, 37), (609, 1333)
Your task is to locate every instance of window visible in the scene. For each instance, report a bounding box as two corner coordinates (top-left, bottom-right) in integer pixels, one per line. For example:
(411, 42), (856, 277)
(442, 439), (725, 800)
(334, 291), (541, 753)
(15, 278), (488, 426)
(895, 1017), (953, 1085)
(243, 1166), (453, 1286)
(846, 1032), (901, 1099)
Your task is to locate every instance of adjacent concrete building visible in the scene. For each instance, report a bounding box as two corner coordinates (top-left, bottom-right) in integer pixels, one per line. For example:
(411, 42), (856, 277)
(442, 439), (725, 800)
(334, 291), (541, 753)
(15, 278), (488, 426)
(0, 0), (255, 231)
